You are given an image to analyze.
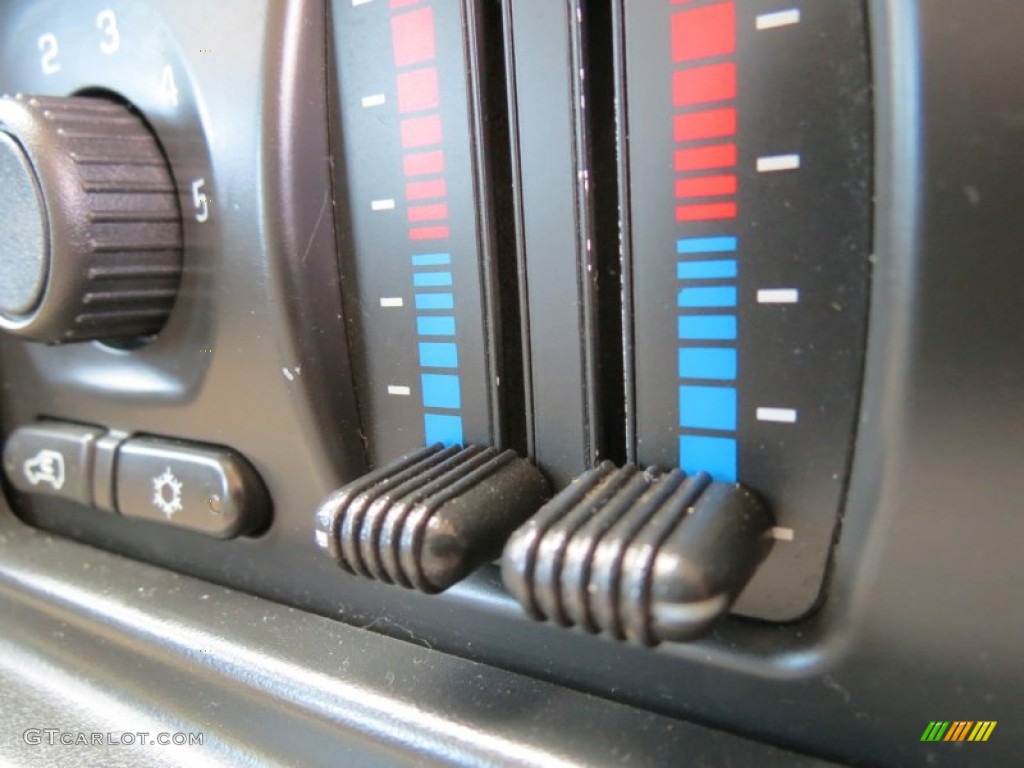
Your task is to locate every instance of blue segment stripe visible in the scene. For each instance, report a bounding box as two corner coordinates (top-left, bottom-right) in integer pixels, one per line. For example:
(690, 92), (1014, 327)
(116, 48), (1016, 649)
(678, 315), (736, 340)
(679, 347), (737, 380)
(679, 385), (737, 430)
(411, 253), (451, 267)
(419, 342), (458, 369)
(680, 435), (737, 483)
(677, 260), (737, 280)
(417, 316), (456, 336)
(678, 286), (737, 308)
(413, 271), (453, 287)
(421, 374), (461, 409)
(425, 413), (464, 447)
(415, 292), (454, 310)
(677, 236), (737, 255)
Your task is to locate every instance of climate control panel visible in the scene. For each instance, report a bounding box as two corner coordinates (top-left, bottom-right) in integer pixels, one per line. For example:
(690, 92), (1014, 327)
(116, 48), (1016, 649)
(0, 0), (874, 712)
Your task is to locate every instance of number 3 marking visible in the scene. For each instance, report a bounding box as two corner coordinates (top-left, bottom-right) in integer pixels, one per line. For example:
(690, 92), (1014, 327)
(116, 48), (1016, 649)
(38, 33), (60, 75)
(192, 179), (209, 223)
(97, 10), (121, 55)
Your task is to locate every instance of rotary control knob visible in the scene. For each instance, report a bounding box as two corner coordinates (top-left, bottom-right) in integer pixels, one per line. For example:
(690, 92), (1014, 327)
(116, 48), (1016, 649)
(0, 94), (183, 344)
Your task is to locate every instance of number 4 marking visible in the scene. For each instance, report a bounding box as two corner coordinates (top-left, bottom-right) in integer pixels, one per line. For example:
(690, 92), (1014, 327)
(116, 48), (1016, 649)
(160, 65), (179, 108)
(192, 179), (209, 223)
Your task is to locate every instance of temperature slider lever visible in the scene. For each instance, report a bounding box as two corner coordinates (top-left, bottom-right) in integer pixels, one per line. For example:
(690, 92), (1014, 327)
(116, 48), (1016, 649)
(501, 463), (773, 644)
(315, 444), (550, 593)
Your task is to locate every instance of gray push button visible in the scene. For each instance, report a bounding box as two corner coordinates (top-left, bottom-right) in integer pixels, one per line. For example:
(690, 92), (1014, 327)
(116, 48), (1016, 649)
(3, 423), (104, 505)
(115, 437), (270, 538)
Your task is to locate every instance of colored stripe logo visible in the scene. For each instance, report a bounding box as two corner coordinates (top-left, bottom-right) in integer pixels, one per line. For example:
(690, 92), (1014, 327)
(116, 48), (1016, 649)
(920, 721), (997, 742)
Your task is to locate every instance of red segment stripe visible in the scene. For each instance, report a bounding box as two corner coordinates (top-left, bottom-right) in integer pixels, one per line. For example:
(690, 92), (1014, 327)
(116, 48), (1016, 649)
(676, 203), (737, 221)
(391, 8), (436, 68)
(673, 63), (736, 107)
(400, 115), (443, 148)
(410, 226), (450, 240)
(403, 150), (445, 177)
(396, 67), (440, 113)
(674, 143), (736, 172)
(408, 203), (449, 222)
(674, 108), (736, 141)
(672, 3), (736, 63)
(675, 174), (737, 198)
(406, 179), (447, 200)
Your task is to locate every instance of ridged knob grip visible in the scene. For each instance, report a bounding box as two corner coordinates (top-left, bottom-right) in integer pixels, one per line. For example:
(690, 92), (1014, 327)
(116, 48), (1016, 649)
(0, 94), (183, 344)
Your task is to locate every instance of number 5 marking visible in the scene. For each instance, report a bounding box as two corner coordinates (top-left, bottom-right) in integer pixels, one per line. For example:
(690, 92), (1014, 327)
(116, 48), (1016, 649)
(38, 33), (60, 75)
(97, 10), (121, 55)
(192, 179), (209, 223)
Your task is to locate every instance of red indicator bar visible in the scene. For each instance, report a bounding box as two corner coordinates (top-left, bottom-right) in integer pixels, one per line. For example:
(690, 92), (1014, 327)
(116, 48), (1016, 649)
(674, 143), (736, 172)
(406, 179), (447, 201)
(410, 226), (450, 241)
(390, 0), (423, 8)
(408, 203), (449, 222)
(675, 174), (737, 198)
(673, 63), (736, 107)
(676, 203), (738, 221)
(674, 108), (736, 141)
(403, 150), (446, 177)
(391, 8), (436, 68)
(396, 68), (440, 113)
(400, 115), (443, 148)
(672, 3), (735, 63)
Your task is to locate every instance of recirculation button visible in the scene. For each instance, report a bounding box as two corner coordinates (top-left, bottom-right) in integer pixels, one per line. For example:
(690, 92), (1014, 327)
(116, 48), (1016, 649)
(115, 437), (270, 539)
(3, 422), (104, 505)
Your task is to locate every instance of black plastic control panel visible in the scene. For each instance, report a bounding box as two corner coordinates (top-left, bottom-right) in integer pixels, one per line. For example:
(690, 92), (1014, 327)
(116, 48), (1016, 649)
(0, 0), (867, 657)
(7, 1), (1024, 765)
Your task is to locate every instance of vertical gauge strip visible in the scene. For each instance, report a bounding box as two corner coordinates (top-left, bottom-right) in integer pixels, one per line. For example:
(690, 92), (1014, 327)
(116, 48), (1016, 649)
(671, 3), (742, 483)
(618, 0), (872, 620)
(330, 0), (499, 467)
(391, 5), (465, 448)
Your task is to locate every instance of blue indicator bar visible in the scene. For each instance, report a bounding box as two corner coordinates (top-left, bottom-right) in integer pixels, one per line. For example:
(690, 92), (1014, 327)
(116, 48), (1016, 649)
(417, 316), (456, 336)
(679, 385), (737, 430)
(677, 259), (737, 280)
(678, 286), (737, 308)
(679, 347), (737, 380)
(421, 373), (462, 409)
(413, 271), (453, 288)
(415, 292), (454, 310)
(411, 253), (451, 267)
(419, 342), (459, 369)
(677, 236), (737, 255)
(679, 435), (737, 483)
(678, 315), (736, 340)
(425, 413), (464, 447)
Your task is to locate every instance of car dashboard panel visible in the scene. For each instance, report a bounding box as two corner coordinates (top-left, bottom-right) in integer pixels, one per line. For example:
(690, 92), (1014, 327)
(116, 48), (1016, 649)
(0, 1), (1022, 766)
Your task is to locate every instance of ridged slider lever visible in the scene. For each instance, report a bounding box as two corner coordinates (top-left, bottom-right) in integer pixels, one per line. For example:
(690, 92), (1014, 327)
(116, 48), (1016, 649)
(315, 444), (550, 593)
(501, 462), (773, 645)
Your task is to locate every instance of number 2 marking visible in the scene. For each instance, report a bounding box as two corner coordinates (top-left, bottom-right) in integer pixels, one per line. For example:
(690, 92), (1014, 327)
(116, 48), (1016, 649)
(97, 9), (121, 55)
(38, 33), (60, 75)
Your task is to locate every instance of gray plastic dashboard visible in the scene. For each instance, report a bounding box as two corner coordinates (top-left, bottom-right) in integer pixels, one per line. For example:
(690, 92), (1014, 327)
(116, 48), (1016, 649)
(0, 504), (833, 767)
(1, 0), (1023, 766)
